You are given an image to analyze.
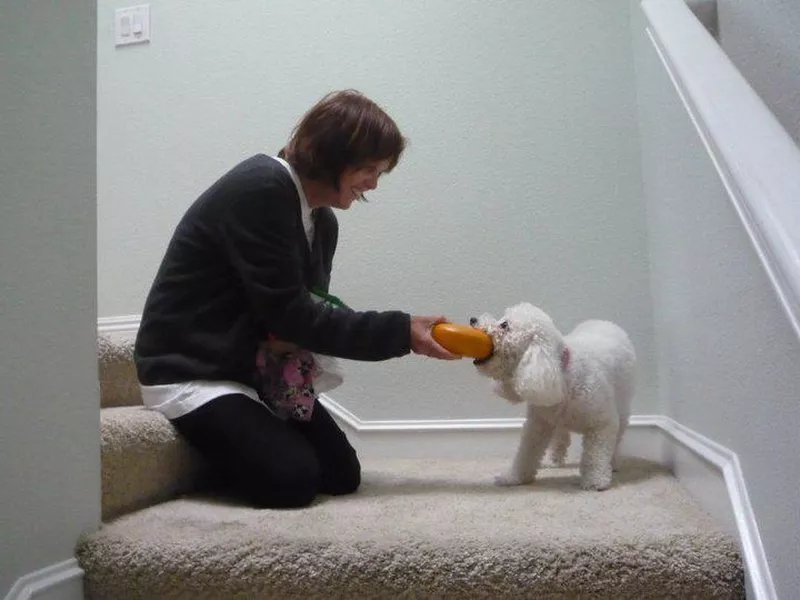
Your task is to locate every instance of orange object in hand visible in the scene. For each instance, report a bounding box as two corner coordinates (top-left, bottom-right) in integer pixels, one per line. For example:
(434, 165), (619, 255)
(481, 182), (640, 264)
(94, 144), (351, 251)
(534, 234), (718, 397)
(431, 323), (494, 360)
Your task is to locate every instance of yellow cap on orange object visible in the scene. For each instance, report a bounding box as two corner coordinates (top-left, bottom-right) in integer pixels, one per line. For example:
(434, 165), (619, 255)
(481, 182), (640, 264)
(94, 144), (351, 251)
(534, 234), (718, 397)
(431, 323), (494, 360)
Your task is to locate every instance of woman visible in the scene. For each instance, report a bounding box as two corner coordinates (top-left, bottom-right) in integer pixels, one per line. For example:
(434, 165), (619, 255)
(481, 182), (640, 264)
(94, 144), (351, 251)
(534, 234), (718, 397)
(134, 89), (456, 508)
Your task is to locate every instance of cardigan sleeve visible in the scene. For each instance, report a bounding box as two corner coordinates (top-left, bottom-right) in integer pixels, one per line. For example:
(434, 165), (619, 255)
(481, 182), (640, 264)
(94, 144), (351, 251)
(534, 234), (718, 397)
(219, 170), (410, 362)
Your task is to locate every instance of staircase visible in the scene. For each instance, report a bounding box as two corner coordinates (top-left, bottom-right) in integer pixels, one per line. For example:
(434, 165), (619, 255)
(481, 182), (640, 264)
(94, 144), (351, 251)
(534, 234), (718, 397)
(76, 336), (745, 599)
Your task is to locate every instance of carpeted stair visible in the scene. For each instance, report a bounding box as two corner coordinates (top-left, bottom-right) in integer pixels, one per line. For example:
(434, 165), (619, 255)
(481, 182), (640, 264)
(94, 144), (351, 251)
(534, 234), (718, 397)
(77, 336), (745, 599)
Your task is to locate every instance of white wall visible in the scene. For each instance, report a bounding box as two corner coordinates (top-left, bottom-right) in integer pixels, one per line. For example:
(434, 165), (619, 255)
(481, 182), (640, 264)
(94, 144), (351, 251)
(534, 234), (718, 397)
(634, 7), (800, 597)
(717, 0), (800, 147)
(97, 0), (656, 420)
(0, 1), (100, 595)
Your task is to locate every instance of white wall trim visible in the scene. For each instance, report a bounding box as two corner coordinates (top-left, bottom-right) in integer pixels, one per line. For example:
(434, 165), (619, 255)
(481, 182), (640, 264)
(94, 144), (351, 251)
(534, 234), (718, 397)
(4, 559), (83, 600)
(322, 394), (657, 433)
(320, 393), (523, 432)
(98, 314), (140, 334)
(321, 395), (667, 463)
(642, 0), (800, 345)
(656, 417), (776, 600)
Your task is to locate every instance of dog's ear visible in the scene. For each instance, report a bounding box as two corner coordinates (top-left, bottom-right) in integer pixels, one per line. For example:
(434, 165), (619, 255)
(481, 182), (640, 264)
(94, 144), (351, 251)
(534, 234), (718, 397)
(512, 343), (566, 407)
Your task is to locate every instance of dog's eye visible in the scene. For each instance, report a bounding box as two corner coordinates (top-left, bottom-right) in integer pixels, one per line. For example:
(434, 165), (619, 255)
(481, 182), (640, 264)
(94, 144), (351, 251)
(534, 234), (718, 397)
(499, 320), (509, 330)
(469, 317), (478, 327)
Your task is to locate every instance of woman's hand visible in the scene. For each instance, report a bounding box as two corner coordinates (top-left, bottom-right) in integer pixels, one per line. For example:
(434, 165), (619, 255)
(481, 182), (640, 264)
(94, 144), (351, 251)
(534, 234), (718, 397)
(410, 316), (460, 360)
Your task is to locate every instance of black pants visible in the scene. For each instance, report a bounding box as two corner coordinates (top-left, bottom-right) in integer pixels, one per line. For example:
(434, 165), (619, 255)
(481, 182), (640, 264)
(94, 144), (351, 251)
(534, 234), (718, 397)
(172, 393), (360, 508)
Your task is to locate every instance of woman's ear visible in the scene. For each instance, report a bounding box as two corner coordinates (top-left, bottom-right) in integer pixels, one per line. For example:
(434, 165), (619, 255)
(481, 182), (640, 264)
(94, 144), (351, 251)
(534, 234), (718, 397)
(512, 343), (565, 407)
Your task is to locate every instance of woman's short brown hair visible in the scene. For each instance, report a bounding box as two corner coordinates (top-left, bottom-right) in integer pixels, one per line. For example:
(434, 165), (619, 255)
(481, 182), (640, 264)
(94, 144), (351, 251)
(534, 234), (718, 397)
(281, 90), (407, 189)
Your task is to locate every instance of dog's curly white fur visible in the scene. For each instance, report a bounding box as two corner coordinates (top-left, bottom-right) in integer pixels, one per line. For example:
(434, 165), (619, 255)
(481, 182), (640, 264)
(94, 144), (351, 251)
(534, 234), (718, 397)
(472, 303), (635, 491)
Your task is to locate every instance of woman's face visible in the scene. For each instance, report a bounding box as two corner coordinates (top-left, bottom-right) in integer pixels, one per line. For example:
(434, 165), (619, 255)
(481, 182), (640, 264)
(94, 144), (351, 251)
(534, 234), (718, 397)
(333, 159), (391, 209)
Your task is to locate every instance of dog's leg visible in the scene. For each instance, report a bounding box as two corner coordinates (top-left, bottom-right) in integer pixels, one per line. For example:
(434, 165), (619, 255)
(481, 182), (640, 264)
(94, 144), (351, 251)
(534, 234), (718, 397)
(611, 414), (629, 472)
(495, 406), (555, 486)
(579, 421), (619, 491)
(547, 426), (570, 468)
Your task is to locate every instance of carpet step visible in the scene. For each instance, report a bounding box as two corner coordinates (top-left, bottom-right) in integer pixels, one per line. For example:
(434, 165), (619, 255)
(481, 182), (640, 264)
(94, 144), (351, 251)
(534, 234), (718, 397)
(101, 406), (206, 520)
(77, 457), (744, 599)
(98, 335), (141, 408)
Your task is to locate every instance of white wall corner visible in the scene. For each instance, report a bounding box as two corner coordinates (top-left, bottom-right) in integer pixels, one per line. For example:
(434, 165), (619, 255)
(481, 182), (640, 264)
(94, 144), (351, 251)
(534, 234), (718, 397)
(4, 559), (83, 600)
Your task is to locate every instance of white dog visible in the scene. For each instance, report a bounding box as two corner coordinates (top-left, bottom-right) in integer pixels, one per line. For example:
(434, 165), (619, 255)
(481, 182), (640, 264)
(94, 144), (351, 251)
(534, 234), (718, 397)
(471, 303), (635, 491)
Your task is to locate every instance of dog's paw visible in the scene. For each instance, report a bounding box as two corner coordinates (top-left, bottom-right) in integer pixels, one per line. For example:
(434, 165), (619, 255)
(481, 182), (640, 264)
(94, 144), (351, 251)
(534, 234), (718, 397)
(494, 471), (533, 487)
(580, 477), (612, 491)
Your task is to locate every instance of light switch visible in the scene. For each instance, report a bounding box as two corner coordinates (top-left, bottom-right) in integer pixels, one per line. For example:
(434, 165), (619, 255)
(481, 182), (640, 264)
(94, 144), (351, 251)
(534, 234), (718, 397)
(115, 5), (150, 47)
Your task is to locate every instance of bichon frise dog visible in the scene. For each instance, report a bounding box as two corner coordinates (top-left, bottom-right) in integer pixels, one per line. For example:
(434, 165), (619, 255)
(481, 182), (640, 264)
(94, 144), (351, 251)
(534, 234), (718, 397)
(471, 303), (635, 491)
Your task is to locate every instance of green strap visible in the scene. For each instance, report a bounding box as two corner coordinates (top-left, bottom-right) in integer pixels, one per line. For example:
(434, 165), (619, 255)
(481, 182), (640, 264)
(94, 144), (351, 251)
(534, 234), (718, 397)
(310, 286), (350, 309)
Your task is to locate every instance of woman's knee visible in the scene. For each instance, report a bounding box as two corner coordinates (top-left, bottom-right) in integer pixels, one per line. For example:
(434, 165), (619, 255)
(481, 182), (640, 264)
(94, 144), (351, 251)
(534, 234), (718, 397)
(246, 464), (320, 508)
(240, 449), (323, 508)
(323, 451), (361, 496)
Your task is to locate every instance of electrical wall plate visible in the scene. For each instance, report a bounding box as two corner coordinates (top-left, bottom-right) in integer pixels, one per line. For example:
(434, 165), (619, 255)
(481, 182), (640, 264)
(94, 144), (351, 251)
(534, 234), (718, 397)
(115, 5), (150, 47)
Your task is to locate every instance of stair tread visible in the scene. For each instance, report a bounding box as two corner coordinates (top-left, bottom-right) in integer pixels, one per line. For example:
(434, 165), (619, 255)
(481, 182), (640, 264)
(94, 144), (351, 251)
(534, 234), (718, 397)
(101, 406), (205, 520)
(78, 457), (744, 599)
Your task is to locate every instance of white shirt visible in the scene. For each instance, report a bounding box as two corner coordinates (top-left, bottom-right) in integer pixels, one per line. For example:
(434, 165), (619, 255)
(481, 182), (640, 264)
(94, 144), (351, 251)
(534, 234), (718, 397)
(273, 155), (314, 249)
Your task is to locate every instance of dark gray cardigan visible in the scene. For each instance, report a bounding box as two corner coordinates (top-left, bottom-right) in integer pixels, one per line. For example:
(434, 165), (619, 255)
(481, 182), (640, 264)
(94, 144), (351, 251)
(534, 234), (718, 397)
(135, 154), (410, 388)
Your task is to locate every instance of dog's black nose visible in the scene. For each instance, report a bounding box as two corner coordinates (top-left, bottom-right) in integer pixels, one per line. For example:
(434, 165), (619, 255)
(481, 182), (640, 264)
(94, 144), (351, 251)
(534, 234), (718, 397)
(469, 317), (478, 327)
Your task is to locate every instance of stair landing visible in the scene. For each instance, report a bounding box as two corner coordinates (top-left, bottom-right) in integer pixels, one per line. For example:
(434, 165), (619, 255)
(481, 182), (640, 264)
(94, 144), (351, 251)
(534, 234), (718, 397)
(77, 457), (744, 599)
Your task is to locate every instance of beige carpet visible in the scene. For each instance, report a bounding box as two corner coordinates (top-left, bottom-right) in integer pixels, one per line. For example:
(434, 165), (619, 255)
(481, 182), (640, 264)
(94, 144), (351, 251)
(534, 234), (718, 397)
(100, 406), (206, 520)
(97, 335), (141, 408)
(77, 457), (744, 599)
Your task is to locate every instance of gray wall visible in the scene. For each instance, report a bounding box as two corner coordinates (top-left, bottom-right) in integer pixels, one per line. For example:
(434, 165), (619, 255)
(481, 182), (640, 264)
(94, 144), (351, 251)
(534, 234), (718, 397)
(633, 6), (800, 596)
(0, 1), (100, 594)
(96, 0), (657, 420)
(717, 0), (800, 147)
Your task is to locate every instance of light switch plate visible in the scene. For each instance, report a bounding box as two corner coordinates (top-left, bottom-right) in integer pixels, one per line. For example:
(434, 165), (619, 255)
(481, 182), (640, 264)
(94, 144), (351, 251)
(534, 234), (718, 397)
(115, 5), (150, 46)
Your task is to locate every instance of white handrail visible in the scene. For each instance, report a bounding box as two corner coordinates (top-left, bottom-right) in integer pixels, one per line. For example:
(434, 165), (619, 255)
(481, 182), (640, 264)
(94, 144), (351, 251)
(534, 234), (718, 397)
(643, 0), (800, 347)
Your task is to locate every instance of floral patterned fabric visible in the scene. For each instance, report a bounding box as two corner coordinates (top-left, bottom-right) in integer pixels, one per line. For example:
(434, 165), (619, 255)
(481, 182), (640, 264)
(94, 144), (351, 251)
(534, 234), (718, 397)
(256, 346), (321, 421)
(255, 289), (348, 421)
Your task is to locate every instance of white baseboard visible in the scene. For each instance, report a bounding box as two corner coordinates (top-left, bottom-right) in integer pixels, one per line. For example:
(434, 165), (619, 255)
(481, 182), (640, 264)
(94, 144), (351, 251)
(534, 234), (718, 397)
(97, 315), (140, 343)
(656, 417), (776, 600)
(4, 559), (83, 600)
(321, 394), (663, 463)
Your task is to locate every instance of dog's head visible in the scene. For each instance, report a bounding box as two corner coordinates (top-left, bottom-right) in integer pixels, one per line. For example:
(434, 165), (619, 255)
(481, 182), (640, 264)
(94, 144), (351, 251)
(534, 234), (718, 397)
(470, 302), (567, 407)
